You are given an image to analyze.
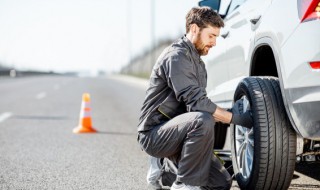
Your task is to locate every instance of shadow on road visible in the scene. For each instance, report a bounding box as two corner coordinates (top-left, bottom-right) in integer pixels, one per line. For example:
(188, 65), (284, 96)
(295, 161), (320, 181)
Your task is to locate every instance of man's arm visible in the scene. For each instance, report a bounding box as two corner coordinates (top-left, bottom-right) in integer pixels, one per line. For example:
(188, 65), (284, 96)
(214, 99), (253, 128)
(212, 107), (232, 124)
(166, 50), (217, 114)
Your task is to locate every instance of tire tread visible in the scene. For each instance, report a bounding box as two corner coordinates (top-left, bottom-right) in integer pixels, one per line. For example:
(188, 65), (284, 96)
(231, 77), (296, 190)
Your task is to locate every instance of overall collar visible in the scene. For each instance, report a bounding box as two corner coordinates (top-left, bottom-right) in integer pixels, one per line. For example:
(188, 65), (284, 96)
(182, 35), (201, 63)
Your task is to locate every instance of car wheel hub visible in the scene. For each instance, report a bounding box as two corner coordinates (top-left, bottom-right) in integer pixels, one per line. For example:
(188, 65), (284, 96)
(235, 96), (254, 179)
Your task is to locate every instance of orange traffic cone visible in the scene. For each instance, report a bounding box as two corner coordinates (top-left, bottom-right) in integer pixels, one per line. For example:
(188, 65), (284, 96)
(73, 93), (97, 133)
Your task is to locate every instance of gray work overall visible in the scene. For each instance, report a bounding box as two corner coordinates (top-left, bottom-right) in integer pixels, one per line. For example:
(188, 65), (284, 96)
(137, 36), (232, 189)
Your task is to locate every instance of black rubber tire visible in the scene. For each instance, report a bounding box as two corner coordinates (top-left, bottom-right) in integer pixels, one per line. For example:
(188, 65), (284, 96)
(231, 77), (296, 190)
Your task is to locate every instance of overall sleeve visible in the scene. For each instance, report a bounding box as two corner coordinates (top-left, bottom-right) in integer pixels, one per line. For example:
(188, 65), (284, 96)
(165, 49), (217, 114)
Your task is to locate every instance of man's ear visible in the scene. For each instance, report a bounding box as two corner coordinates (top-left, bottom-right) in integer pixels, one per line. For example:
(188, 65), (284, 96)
(190, 24), (199, 35)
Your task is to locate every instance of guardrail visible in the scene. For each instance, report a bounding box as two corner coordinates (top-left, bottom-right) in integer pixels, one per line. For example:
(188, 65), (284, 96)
(0, 69), (59, 78)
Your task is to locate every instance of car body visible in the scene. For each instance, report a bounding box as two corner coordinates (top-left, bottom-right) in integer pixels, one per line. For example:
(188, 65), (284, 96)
(200, 0), (320, 140)
(198, 0), (320, 188)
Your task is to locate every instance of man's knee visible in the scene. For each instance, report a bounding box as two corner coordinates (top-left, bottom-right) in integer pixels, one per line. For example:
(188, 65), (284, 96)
(204, 176), (232, 190)
(223, 177), (232, 190)
(195, 112), (215, 134)
(211, 175), (232, 190)
(220, 168), (232, 190)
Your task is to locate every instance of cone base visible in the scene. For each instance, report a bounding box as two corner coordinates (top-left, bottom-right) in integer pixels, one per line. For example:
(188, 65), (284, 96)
(73, 126), (97, 133)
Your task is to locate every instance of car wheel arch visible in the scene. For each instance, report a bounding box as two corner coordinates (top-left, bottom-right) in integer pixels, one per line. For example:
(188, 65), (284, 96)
(250, 38), (279, 78)
(249, 37), (299, 135)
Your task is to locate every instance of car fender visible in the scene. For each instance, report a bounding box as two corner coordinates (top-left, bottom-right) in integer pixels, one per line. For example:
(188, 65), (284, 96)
(251, 37), (301, 136)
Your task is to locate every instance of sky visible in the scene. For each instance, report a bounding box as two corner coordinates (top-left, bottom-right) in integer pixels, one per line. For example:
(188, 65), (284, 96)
(0, 0), (199, 74)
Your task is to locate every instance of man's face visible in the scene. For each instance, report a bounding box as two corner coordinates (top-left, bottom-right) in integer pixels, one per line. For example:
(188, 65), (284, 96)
(194, 25), (220, 56)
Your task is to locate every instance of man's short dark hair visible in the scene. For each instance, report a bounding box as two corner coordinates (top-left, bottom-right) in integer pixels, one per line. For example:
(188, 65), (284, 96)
(186, 6), (224, 33)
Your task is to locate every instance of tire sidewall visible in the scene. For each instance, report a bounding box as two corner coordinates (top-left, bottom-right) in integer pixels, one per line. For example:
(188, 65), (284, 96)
(231, 78), (260, 189)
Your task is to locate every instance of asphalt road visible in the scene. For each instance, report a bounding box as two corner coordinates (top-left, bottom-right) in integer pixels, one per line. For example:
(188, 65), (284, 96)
(0, 75), (319, 190)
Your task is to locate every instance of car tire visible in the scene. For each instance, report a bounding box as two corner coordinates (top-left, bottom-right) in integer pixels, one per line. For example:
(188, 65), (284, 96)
(231, 77), (296, 190)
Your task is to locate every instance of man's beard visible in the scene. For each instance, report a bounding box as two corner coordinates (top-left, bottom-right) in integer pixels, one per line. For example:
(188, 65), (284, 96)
(194, 32), (212, 56)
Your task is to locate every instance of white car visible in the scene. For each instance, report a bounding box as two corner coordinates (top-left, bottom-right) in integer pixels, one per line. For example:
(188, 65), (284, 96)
(199, 0), (320, 189)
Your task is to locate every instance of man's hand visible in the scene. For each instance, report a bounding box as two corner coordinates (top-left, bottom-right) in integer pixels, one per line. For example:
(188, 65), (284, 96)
(229, 99), (253, 129)
(228, 99), (243, 114)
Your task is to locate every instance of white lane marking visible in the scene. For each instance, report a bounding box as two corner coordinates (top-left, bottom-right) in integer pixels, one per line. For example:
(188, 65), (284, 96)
(54, 84), (60, 90)
(0, 112), (12, 123)
(36, 92), (47, 99)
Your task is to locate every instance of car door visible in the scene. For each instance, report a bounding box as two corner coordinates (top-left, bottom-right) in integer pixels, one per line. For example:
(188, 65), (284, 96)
(222, 0), (271, 103)
(203, 34), (229, 108)
(199, 0), (232, 108)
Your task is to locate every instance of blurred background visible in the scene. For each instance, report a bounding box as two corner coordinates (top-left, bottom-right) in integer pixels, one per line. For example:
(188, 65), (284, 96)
(0, 0), (198, 78)
(0, 1), (203, 189)
(1, 1), (319, 189)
